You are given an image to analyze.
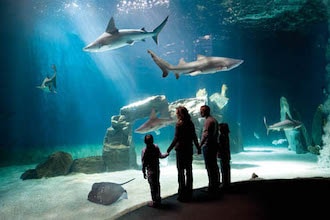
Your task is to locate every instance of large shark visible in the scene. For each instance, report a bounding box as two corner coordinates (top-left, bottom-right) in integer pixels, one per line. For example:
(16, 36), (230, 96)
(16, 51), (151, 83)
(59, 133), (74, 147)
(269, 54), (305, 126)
(147, 50), (244, 79)
(263, 113), (302, 135)
(135, 109), (176, 135)
(36, 64), (57, 93)
(83, 16), (169, 52)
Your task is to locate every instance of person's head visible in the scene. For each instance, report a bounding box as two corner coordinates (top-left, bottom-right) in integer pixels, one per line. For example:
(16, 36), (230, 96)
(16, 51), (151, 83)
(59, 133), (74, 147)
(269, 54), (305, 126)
(144, 134), (154, 146)
(200, 105), (210, 118)
(176, 106), (191, 121)
(219, 123), (230, 134)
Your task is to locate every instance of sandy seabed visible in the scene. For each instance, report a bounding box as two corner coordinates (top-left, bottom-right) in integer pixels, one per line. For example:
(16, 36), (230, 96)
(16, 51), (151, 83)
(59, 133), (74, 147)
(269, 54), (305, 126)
(1, 146), (329, 220)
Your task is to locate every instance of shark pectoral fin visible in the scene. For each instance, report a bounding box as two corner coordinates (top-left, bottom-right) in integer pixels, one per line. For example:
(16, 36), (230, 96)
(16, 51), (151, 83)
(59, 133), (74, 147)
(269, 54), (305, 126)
(127, 40), (134, 45)
(163, 70), (169, 78)
(152, 36), (158, 44)
(155, 130), (160, 135)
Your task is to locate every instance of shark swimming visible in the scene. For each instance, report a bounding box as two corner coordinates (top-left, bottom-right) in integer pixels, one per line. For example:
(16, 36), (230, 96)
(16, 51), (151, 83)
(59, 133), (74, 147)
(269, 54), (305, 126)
(147, 50), (244, 79)
(83, 16), (169, 52)
(263, 113), (302, 135)
(135, 109), (176, 135)
(36, 64), (57, 93)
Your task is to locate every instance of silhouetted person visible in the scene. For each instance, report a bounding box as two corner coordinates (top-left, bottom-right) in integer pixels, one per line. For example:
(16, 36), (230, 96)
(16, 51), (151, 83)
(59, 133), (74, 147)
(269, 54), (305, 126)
(167, 106), (200, 202)
(200, 105), (220, 193)
(142, 134), (168, 207)
(218, 123), (231, 190)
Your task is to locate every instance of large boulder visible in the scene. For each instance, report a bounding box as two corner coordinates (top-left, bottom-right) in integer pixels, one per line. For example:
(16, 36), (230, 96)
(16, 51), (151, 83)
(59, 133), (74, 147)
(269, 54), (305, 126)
(21, 151), (73, 180)
(70, 156), (106, 174)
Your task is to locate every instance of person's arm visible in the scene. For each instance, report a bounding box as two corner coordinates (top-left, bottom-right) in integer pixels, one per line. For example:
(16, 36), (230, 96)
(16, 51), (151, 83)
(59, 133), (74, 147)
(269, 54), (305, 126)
(156, 145), (169, 158)
(141, 148), (147, 179)
(167, 124), (179, 153)
(200, 118), (211, 146)
(191, 122), (201, 154)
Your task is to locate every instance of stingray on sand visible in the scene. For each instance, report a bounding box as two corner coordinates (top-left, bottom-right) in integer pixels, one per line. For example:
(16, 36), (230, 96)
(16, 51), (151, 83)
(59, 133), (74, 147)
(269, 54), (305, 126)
(87, 178), (135, 205)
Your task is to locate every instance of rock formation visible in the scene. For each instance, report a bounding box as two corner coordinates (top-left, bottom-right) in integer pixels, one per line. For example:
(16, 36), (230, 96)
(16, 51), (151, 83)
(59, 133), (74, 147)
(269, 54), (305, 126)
(102, 87), (245, 171)
(21, 151), (73, 180)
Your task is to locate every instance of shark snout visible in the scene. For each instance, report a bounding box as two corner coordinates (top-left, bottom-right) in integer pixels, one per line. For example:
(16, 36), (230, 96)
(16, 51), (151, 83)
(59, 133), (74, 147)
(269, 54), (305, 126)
(83, 45), (96, 52)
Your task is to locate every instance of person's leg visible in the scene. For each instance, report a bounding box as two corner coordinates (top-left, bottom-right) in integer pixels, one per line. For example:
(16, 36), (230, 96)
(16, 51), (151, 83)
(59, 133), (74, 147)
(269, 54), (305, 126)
(202, 146), (212, 189)
(183, 154), (193, 200)
(154, 170), (161, 204)
(209, 153), (220, 192)
(176, 153), (186, 200)
(222, 159), (231, 188)
(203, 146), (220, 192)
(148, 170), (161, 206)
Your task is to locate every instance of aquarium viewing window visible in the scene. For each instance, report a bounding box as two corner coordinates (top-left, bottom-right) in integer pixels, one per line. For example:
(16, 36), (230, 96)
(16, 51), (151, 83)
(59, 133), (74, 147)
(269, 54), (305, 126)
(0, 0), (330, 219)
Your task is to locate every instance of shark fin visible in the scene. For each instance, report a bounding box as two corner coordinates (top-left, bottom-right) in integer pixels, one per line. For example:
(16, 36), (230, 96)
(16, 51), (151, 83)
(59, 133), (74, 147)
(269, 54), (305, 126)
(152, 16), (169, 44)
(263, 116), (269, 135)
(175, 73), (180, 79)
(162, 70), (169, 78)
(127, 40), (134, 45)
(141, 27), (146, 32)
(178, 58), (186, 65)
(106, 17), (119, 34)
(285, 113), (292, 120)
(197, 55), (206, 60)
(155, 130), (160, 135)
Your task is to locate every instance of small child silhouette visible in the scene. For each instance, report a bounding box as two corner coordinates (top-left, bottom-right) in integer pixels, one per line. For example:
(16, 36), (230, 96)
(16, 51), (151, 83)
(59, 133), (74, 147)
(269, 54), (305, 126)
(141, 134), (168, 207)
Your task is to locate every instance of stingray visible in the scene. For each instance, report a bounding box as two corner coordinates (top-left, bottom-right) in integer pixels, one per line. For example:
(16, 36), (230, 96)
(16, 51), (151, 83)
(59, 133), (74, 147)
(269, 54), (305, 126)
(36, 64), (57, 93)
(87, 178), (135, 205)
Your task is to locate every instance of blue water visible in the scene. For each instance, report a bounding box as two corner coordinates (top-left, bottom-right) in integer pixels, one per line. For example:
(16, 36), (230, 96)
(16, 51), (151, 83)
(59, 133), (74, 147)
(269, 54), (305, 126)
(0, 1), (327, 165)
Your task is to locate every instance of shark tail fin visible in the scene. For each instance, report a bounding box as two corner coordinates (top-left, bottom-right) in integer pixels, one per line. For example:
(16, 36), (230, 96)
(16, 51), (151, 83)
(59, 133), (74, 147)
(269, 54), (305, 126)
(263, 116), (269, 135)
(152, 16), (169, 44)
(147, 50), (171, 78)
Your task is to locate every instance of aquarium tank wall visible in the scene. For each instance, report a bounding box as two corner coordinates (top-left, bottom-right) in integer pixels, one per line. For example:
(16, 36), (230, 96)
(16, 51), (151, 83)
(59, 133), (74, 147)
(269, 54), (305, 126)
(0, 0), (329, 170)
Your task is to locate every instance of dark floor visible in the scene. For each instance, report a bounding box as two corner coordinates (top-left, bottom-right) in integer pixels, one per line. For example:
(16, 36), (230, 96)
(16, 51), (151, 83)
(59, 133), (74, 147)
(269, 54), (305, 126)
(116, 177), (330, 220)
